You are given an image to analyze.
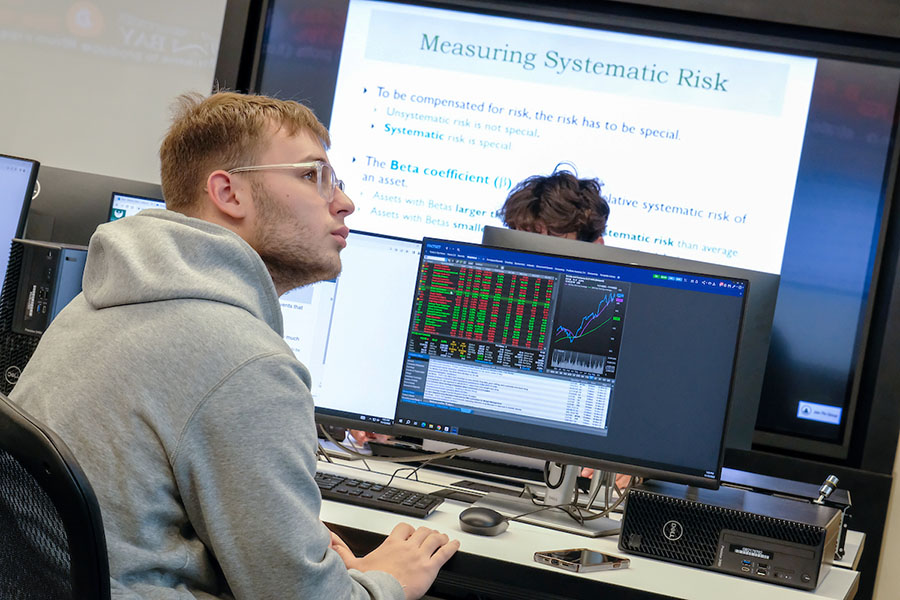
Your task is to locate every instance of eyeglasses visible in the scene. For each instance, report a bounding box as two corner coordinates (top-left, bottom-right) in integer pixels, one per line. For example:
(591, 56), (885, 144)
(227, 160), (345, 202)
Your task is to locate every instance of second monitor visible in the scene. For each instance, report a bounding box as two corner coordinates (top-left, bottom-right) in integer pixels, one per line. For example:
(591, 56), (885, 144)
(481, 226), (780, 451)
(283, 230), (421, 432)
(393, 238), (749, 491)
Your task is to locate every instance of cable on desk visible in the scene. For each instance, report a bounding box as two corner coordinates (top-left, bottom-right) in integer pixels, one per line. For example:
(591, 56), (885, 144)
(514, 474), (641, 528)
(582, 472), (617, 513)
(317, 442), (335, 464)
(317, 425), (479, 464)
(316, 424), (372, 471)
(316, 426), (638, 527)
(331, 425), (375, 471)
(383, 446), (469, 488)
(579, 476), (640, 521)
(385, 465), (421, 488)
(506, 501), (584, 525)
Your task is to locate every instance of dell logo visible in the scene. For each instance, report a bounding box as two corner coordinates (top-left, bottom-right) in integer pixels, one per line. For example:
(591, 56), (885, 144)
(663, 520), (684, 541)
(4, 365), (21, 387)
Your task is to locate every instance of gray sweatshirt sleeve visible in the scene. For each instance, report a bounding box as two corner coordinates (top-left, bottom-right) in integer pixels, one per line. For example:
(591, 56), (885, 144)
(171, 353), (404, 600)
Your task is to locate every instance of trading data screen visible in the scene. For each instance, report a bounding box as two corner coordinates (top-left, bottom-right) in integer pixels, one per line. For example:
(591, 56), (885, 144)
(396, 239), (748, 484)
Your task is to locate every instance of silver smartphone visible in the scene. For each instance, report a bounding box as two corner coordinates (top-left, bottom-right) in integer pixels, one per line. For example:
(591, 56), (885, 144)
(533, 548), (630, 573)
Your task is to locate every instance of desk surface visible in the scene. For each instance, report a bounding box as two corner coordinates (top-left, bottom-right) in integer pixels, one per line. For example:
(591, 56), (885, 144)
(318, 460), (860, 600)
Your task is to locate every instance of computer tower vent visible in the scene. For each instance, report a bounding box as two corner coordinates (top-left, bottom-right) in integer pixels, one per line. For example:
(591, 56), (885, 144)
(0, 240), (86, 394)
(0, 240), (24, 331)
(621, 487), (826, 567)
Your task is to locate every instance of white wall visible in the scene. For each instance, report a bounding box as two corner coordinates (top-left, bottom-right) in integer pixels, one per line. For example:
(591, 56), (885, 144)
(0, 0), (226, 183)
(873, 439), (900, 599)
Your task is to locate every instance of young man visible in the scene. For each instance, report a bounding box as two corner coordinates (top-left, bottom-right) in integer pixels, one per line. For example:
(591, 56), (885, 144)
(497, 167), (610, 243)
(10, 92), (458, 599)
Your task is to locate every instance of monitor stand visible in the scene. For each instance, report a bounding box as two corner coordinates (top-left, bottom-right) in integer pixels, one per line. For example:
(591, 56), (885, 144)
(472, 463), (620, 538)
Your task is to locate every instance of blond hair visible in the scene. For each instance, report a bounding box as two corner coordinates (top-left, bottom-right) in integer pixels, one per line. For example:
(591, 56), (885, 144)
(159, 91), (330, 212)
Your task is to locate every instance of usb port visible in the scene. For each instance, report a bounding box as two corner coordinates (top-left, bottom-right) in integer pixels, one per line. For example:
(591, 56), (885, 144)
(741, 560), (753, 566)
(757, 568), (768, 576)
(741, 566), (751, 572)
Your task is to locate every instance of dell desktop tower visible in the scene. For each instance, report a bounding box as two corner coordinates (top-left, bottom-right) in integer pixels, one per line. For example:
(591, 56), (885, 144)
(619, 480), (842, 591)
(0, 239), (87, 394)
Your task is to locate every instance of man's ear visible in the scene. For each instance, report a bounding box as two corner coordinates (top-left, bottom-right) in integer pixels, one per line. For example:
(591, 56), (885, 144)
(206, 170), (250, 221)
(594, 235), (605, 245)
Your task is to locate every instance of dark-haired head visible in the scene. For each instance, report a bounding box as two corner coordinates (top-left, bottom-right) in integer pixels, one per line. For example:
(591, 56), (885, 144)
(497, 167), (609, 243)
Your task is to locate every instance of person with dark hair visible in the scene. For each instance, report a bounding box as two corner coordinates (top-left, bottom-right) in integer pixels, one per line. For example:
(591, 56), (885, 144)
(497, 167), (610, 243)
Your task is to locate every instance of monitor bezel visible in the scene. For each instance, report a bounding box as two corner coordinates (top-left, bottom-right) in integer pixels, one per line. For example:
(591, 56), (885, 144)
(107, 191), (166, 222)
(1, 153), (40, 240)
(312, 401), (401, 437)
(392, 235), (750, 489)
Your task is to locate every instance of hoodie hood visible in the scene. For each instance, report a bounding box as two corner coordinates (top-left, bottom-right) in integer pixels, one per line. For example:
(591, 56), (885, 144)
(83, 209), (283, 335)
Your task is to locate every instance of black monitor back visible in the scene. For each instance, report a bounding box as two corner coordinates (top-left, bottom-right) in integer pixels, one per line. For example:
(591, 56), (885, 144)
(481, 226), (780, 451)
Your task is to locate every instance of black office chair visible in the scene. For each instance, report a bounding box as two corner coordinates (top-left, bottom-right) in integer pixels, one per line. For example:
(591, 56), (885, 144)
(0, 392), (110, 600)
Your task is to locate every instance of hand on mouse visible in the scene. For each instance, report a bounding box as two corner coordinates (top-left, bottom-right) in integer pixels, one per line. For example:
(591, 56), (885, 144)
(330, 522), (459, 600)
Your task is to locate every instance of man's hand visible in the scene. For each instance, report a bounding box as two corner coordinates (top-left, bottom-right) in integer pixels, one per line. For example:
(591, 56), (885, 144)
(348, 430), (393, 445)
(330, 522), (459, 600)
(329, 530), (354, 556)
(614, 473), (632, 489)
(579, 467), (632, 490)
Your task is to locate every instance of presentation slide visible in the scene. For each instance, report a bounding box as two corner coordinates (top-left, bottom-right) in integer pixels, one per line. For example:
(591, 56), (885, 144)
(327, 0), (817, 274)
(258, 0), (900, 445)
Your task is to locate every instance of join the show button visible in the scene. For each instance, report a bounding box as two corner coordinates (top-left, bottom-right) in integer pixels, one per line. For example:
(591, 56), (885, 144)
(796, 401), (842, 425)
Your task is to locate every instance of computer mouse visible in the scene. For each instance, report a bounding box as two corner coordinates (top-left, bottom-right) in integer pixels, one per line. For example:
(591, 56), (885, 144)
(458, 506), (509, 536)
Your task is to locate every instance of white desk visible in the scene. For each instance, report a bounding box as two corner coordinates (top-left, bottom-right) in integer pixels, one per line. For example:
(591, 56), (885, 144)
(317, 460), (860, 600)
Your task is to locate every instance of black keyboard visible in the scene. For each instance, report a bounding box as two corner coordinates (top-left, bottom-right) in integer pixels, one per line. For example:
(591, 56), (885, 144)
(315, 471), (444, 518)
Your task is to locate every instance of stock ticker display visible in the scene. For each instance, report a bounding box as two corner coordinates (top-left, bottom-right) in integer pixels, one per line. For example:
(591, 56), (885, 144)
(397, 239), (746, 480)
(408, 256), (627, 383)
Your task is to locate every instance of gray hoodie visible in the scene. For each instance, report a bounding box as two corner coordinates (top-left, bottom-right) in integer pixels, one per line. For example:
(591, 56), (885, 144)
(11, 210), (403, 600)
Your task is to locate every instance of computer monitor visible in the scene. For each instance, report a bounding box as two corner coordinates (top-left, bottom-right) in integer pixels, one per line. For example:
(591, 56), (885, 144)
(282, 230), (421, 431)
(0, 154), (39, 285)
(481, 226), (780, 451)
(393, 238), (747, 495)
(255, 0), (900, 461)
(107, 192), (165, 221)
